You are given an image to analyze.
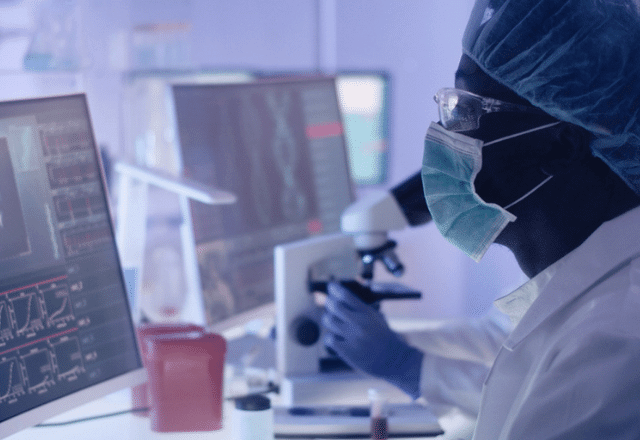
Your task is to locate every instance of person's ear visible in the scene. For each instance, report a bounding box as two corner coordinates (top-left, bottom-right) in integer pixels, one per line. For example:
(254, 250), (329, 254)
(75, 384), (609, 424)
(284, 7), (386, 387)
(541, 122), (594, 175)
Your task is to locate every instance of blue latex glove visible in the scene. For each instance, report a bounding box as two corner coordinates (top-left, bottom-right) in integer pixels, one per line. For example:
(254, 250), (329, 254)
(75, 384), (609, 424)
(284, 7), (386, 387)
(322, 281), (423, 399)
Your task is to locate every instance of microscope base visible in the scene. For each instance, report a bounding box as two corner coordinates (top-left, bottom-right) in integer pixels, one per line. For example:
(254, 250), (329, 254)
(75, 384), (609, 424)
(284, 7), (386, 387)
(279, 372), (411, 407)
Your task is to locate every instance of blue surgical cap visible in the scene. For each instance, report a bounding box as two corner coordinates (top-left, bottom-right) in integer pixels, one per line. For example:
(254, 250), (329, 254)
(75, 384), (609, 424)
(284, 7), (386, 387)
(462, 0), (640, 195)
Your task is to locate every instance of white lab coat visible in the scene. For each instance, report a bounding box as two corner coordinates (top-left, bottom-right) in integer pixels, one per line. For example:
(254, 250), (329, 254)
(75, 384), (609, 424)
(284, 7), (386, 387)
(410, 205), (640, 439)
(405, 308), (511, 417)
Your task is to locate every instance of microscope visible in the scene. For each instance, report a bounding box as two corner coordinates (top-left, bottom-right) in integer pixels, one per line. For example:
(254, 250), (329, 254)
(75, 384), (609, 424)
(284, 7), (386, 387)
(274, 172), (431, 406)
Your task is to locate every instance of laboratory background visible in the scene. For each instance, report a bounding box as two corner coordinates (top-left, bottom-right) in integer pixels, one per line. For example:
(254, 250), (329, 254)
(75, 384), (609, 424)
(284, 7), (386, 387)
(0, 0), (525, 322)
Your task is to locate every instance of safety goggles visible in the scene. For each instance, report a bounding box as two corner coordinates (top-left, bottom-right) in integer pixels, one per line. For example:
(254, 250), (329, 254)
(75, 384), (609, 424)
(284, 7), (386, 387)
(434, 88), (551, 132)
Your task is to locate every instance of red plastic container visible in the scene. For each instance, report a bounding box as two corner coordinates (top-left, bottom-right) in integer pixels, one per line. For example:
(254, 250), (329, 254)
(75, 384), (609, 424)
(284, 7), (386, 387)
(132, 323), (205, 416)
(146, 331), (227, 432)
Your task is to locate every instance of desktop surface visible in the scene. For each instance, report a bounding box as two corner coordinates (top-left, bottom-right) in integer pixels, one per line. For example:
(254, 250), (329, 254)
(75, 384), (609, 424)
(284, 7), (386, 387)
(6, 388), (457, 440)
(4, 319), (475, 439)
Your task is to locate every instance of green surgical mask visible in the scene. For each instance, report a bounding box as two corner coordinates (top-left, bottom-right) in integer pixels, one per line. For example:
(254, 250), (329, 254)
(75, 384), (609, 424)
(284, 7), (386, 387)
(421, 121), (558, 262)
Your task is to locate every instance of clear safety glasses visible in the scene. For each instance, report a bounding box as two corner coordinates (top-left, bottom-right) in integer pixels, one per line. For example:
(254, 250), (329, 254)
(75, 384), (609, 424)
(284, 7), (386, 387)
(434, 88), (550, 132)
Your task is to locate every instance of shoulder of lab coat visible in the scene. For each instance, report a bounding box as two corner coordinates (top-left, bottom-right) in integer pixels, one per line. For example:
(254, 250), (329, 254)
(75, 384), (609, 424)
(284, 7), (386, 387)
(474, 206), (640, 440)
(479, 257), (640, 439)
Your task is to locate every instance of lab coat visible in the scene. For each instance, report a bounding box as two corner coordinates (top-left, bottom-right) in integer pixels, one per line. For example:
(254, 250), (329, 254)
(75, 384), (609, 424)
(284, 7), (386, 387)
(405, 308), (511, 417)
(410, 205), (640, 439)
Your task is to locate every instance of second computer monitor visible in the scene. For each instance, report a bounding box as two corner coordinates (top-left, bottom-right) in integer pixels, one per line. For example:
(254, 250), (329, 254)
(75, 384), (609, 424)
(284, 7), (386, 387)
(172, 77), (355, 329)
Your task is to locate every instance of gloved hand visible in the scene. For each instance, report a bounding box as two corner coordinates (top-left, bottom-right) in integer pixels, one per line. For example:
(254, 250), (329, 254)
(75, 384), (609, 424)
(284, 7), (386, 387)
(322, 281), (423, 399)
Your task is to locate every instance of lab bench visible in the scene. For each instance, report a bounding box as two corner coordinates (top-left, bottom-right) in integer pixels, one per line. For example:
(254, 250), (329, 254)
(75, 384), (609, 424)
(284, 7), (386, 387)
(5, 387), (473, 439)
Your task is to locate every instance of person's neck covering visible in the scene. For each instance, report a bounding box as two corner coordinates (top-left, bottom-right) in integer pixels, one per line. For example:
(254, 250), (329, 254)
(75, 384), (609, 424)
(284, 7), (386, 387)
(462, 0), (640, 195)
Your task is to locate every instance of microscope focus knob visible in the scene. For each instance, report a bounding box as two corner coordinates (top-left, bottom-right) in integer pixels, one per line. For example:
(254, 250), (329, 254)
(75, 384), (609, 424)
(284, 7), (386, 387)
(290, 316), (320, 346)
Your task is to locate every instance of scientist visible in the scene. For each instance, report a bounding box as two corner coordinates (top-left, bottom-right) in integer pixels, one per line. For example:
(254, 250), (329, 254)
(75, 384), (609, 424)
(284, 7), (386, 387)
(322, 0), (640, 438)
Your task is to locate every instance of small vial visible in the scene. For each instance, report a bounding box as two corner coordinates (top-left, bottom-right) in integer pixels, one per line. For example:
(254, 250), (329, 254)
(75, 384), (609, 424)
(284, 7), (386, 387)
(368, 388), (388, 440)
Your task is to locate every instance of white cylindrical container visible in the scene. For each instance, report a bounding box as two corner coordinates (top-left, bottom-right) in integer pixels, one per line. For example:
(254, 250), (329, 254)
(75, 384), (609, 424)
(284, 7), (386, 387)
(233, 394), (274, 440)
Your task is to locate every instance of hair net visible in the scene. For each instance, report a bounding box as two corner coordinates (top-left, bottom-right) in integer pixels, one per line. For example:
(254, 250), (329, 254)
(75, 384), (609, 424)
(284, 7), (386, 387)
(462, 0), (640, 195)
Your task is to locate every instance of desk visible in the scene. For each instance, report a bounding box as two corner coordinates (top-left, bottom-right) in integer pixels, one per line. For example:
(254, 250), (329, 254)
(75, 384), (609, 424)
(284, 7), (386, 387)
(5, 389), (475, 440)
(6, 319), (476, 440)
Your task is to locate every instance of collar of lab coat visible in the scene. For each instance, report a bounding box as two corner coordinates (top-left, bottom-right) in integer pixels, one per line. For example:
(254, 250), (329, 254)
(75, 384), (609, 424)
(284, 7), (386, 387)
(494, 256), (565, 327)
(494, 205), (640, 350)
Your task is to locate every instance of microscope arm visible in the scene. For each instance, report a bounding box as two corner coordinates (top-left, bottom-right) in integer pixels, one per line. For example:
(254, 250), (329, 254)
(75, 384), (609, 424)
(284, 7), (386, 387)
(340, 171), (431, 279)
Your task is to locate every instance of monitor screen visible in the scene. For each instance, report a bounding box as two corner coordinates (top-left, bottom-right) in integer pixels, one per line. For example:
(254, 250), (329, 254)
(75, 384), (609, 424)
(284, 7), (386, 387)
(254, 71), (391, 186)
(172, 77), (355, 330)
(0, 95), (145, 437)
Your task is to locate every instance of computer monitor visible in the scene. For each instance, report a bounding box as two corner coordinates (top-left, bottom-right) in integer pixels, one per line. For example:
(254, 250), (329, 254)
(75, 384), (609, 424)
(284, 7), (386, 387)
(0, 94), (145, 437)
(172, 77), (355, 330)
(254, 71), (392, 186)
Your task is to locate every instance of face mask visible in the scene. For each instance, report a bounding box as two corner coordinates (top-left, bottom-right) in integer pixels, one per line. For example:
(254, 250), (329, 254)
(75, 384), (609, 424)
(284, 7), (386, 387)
(421, 121), (559, 262)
